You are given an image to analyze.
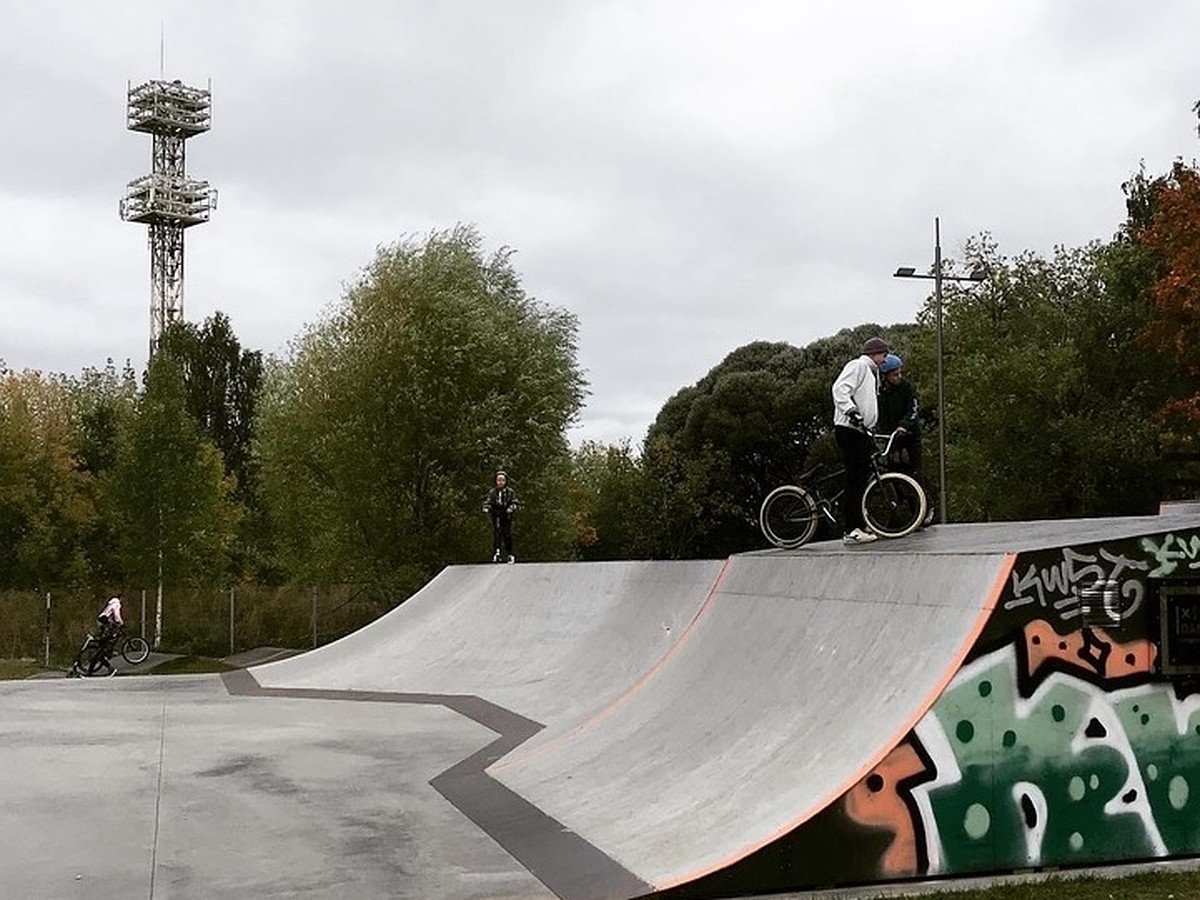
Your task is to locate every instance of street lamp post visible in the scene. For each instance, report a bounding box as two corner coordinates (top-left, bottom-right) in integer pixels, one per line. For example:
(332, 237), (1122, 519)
(893, 217), (984, 525)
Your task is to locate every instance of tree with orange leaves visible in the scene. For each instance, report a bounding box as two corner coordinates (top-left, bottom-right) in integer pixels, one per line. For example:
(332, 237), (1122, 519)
(1128, 105), (1200, 490)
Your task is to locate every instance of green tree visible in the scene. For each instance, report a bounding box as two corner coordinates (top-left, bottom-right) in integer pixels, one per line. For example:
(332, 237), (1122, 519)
(568, 440), (648, 560)
(641, 326), (918, 557)
(158, 313), (270, 578)
(0, 368), (98, 588)
(109, 351), (241, 644)
(158, 313), (263, 501)
(70, 360), (139, 587)
(938, 237), (1167, 520)
(256, 225), (586, 594)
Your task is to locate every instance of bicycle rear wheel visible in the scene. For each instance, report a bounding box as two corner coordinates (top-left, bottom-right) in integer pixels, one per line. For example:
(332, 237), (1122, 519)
(760, 485), (820, 548)
(862, 472), (926, 539)
(121, 636), (150, 665)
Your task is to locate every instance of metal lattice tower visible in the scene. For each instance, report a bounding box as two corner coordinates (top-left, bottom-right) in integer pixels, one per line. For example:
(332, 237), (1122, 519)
(119, 78), (218, 357)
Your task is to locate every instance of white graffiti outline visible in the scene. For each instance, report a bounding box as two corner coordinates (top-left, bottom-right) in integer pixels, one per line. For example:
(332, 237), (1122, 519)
(915, 647), (1200, 875)
(1005, 547), (1149, 621)
(1074, 692), (1165, 857)
(1142, 533), (1200, 578)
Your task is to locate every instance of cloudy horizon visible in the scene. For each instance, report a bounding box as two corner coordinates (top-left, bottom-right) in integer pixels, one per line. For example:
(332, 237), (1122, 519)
(2, 0), (1198, 447)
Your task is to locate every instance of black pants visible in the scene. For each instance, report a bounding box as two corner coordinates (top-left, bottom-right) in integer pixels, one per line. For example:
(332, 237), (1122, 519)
(835, 425), (874, 533)
(887, 434), (933, 510)
(886, 434), (924, 481)
(491, 515), (513, 559)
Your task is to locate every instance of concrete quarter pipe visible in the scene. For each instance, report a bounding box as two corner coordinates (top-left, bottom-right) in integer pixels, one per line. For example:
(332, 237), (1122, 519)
(241, 514), (1200, 898)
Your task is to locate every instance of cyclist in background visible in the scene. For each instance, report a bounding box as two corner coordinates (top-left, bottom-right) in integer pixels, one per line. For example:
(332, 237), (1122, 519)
(88, 594), (125, 676)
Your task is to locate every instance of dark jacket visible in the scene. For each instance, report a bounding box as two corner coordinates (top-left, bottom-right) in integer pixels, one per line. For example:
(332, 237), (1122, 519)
(484, 486), (518, 519)
(878, 379), (921, 436)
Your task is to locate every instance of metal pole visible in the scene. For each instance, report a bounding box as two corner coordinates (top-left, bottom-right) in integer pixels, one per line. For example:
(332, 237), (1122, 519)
(934, 216), (948, 524)
(229, 585), (235, 655)
(44, 592), (51, 668)
(155, 548), (164, 649)
(311, 587), (317, 649)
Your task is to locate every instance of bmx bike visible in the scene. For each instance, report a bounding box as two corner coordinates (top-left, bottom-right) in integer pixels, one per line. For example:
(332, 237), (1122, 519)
(759, 428), (928, 549)
(67, 625), (150, 678)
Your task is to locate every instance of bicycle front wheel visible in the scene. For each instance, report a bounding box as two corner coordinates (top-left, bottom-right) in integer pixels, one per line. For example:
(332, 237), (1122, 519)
(863, 472), (926, 539)
(121, 636), (150, 665)
(760, 485), (820, 548)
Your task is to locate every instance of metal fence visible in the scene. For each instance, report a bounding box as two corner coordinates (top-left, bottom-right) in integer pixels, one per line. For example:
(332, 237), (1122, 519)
(0, 584), (391, 666)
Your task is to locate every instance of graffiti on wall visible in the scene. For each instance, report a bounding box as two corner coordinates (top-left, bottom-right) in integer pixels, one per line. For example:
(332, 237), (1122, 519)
(838, 530), (1200, 882)
(1005, 546), (1149, 622)
(1143, 533), (1200, 578)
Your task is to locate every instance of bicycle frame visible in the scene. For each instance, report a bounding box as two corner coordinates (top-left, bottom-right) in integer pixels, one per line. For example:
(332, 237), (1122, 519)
(760, 427), (928, 549)
(792, 430), (912, 523)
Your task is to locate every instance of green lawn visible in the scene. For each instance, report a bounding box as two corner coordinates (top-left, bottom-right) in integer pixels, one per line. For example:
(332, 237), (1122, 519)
(0, 659), (43, 679)
(878, 869), (1199, 899)
(0, 655), (238, 678)
(133, 655), (237, 675)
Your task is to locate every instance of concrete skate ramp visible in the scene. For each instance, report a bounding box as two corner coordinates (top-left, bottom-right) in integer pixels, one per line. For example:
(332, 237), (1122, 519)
(253, 560), (725, 724)
(252, 545), (1015, 897)
(490, 550), (1014, 891)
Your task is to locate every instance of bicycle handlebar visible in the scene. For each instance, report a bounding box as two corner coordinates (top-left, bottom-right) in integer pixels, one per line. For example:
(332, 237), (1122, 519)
(850, 423), (905, 459)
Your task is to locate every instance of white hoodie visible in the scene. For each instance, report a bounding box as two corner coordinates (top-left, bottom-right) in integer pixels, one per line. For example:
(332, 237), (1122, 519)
(831, 355), (880, 429)
(99, 596), (123, 625)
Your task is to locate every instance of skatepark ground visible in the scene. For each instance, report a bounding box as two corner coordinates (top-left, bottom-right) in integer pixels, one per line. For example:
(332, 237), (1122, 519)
(4, 516), (1200, 900)
(7, 672), (1200, 900)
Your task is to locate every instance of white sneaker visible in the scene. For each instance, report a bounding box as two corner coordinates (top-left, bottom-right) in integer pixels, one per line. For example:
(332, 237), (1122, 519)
(843, 528), (878, 544)
(507, 555), (515, 564)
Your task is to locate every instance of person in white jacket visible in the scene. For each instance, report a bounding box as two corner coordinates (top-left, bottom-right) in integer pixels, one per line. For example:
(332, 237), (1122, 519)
(831, 336), (890, 543)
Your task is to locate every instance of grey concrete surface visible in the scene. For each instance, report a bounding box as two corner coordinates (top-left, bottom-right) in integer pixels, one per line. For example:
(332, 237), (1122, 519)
(492, 552), (1013, 892)
(254, 560), (725, 726)
(751, 513), (1200, 557)
(0, 675), (554, 900)
(9, 515), (1198, 900)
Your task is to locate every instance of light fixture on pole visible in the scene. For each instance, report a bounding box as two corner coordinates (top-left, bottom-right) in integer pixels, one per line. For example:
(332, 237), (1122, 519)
(893, 217), (985, 525)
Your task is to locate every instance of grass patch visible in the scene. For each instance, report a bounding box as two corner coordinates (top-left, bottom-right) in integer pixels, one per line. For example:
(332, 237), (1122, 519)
(0, 659), (44, 680)
(898, 869), (1200, 899)
(141, 655), (238, 675)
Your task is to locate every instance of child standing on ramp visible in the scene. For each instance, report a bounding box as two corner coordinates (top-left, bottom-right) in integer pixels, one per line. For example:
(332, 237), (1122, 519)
(483, 470), (519, 563)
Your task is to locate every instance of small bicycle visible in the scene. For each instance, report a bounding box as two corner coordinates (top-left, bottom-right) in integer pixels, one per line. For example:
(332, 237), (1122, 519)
(759, 429), (928, 549)
(67, 625), (151, 678)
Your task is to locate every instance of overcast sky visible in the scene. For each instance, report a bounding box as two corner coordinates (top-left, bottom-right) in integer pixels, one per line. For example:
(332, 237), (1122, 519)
(2, 1), (1198, 446)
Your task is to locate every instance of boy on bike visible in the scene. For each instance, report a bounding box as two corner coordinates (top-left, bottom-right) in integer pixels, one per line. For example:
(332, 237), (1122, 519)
(831, 336), (889, 544)
(88, 594), (124, 676)
(483, 470), (519, 563)
(878, 354), (934, 526)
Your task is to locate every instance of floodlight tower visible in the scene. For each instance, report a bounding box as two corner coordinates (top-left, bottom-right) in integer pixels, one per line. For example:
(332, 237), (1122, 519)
(119, 78), (218, 357)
